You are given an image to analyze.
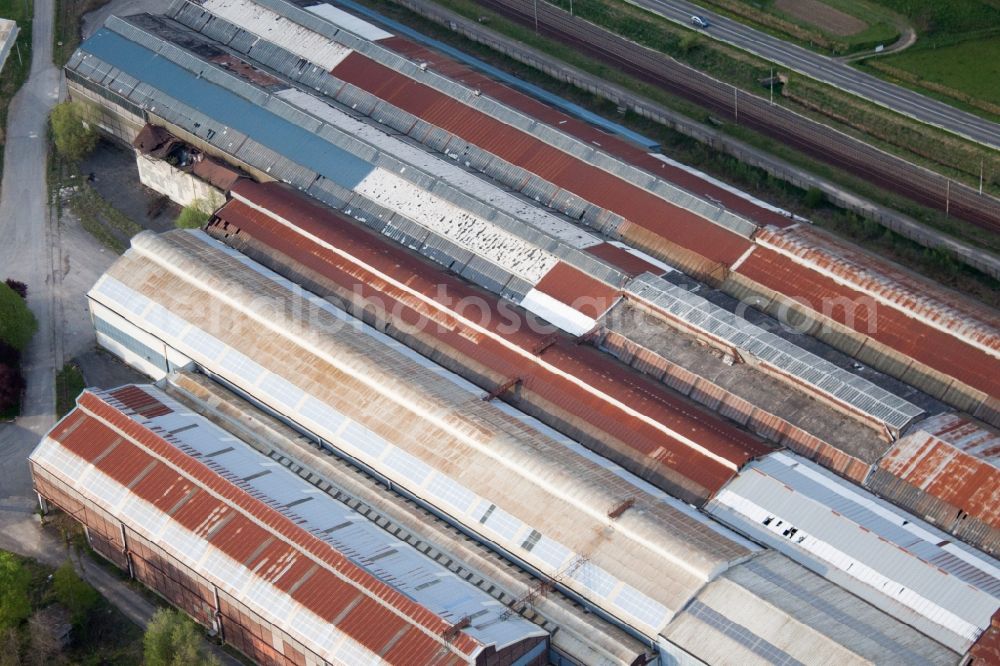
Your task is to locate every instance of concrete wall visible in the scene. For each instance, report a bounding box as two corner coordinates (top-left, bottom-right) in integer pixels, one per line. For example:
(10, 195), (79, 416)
(0, 19), (19, 78)
(135, 153), (226, 212)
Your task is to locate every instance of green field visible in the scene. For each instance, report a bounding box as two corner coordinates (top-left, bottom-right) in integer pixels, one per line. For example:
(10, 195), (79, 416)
(876, 35), (1000, 109)
(864, 0), (1000, 46)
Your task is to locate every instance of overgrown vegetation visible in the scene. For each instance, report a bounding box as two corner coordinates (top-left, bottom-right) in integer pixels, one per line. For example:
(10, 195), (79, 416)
(0, 279), (36, 418)
(175, 202), (212, 229)
(55, 363), (85, 418)
(51, 101), (99, 162)
(0, 550), (144, 665)
(49, 138), (143, 254)
(0, 0), (34, 182)
(144, 608), (220, 666)
(363, 0), (1000, 306)
(54, 0), (107, 67)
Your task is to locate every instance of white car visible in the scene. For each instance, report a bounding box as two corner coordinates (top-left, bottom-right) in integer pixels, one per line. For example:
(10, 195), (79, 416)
(691, 15), (710, 28)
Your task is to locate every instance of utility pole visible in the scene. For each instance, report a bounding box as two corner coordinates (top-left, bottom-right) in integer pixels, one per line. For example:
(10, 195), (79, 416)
(945, 179), (950, 216)
(534, 0), (539, 33)
(980, 158), (985, 195)
(570, 0), (574, 16)
(734, 85), (738, 121)
(770, 68), (774, 105)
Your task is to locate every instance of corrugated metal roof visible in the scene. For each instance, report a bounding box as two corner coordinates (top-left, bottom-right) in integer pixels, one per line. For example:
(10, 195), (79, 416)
(329, 52), (753, 269)
(31, 386), (546, 663)
(88, 228), (763, 642)
(663, 551), (956, 665)
(214, 180), (771, 503)
(78, 26), (374, 189)
(740, 228), (1000, 402)
(876, 413), (1000, 533)
(625, 273), (924, 433)
(706, 451), (1000, 653)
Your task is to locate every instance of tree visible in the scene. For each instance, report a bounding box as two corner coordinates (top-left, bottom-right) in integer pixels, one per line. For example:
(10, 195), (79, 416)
(143, 609), (218, 666)
(0, 553), (30, 630)
(51, 563), (98, 626)
(0, 281), (38, 351)
(174, 202), (212, 229)
(0, 364), (26, 413)
(50, 102), (98, 162)
(3, 281), (26, 300)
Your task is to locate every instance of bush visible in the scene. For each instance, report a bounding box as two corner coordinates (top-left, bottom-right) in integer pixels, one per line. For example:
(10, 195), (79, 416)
(0, 281), (37, 351)
(4, 280), (26, 299)
(50, 101), (98, 162)
(143, 609), (218, 666)
(174, 204), (211, 230)
(0, 364), (26, 414)
(803, 186), (826, 209)
(52, 562), (98, 626)
(679, 32), (702, 53)
(0, 553), (30, 629)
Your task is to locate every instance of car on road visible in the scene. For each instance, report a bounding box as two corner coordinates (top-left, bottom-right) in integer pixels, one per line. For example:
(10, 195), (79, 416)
(690, 15), (710, 28)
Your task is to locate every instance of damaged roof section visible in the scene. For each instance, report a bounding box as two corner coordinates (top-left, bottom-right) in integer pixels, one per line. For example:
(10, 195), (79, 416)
(868, 413), (1000, 555)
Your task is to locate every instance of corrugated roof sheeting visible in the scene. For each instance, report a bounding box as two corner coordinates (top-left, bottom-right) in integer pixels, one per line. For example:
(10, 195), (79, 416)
(31, 388), (505, 664)
(598, 328), (876, 483)
(89, 229), (762, 641)
(727, 247), (1000, 418)
(758, 225), (1000, 354)
(216, 181), (769, 502)
(367, 26), (796, 230)
(328, 53), (754, 270)
(740, 230), (1000, 407)
(625, 273), (923, 434)
(706, 451), (1000, 653)
(867, 413), (1000, 553)
(662, 551), (957, 665)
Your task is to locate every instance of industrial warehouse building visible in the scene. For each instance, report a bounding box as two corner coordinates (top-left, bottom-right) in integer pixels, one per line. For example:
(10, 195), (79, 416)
(63, 0), (1000, 431)
(30, 385), (549, 666)
(71, 228), (968, 664)
(40, 0), (1000, 663)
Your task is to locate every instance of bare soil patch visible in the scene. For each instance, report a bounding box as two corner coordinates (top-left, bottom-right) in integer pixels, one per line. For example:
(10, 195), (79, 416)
(774, 0), (868, 35)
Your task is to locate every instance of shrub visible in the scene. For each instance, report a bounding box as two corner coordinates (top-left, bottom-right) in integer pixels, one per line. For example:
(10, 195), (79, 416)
(52, 562), (99, 626)
(4, 280), (26, 299)
(50, 101), (98, 162)
(143, 609), (218, 666)
(0, 364), (26, 414)
(804, 186), (826, 209)
(174, 203), (211, 230)
(0, 281), (38, 351)
(0, 553), (30, 629)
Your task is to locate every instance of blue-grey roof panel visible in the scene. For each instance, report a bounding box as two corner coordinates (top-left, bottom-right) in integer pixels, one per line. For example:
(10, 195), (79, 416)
(78, 28), (374, 190)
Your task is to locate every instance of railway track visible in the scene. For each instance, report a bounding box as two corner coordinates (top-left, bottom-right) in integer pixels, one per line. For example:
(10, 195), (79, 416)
(475, 0), (1000, 235)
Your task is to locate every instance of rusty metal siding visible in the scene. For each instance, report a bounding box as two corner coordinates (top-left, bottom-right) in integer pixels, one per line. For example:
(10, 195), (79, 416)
(599, 329), (871, 483)
(30, 391), (493, 663)
(330, 52), (753, 275)
(727, 257), (997, 425)
(213, 182), (770, 502)
(736, 242), (1000, 409)
(865, 413), (1000, 554)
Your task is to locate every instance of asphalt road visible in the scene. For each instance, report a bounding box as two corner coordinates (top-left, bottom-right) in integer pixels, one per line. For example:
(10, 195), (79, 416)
(0, 0), (61, 517)
(628, 0), (1000, 150)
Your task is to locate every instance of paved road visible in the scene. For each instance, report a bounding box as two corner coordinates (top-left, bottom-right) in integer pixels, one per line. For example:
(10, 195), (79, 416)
(627, 0), (1000, 150)
(0, 5), (238, 664)
(0, 0), (60, 516)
